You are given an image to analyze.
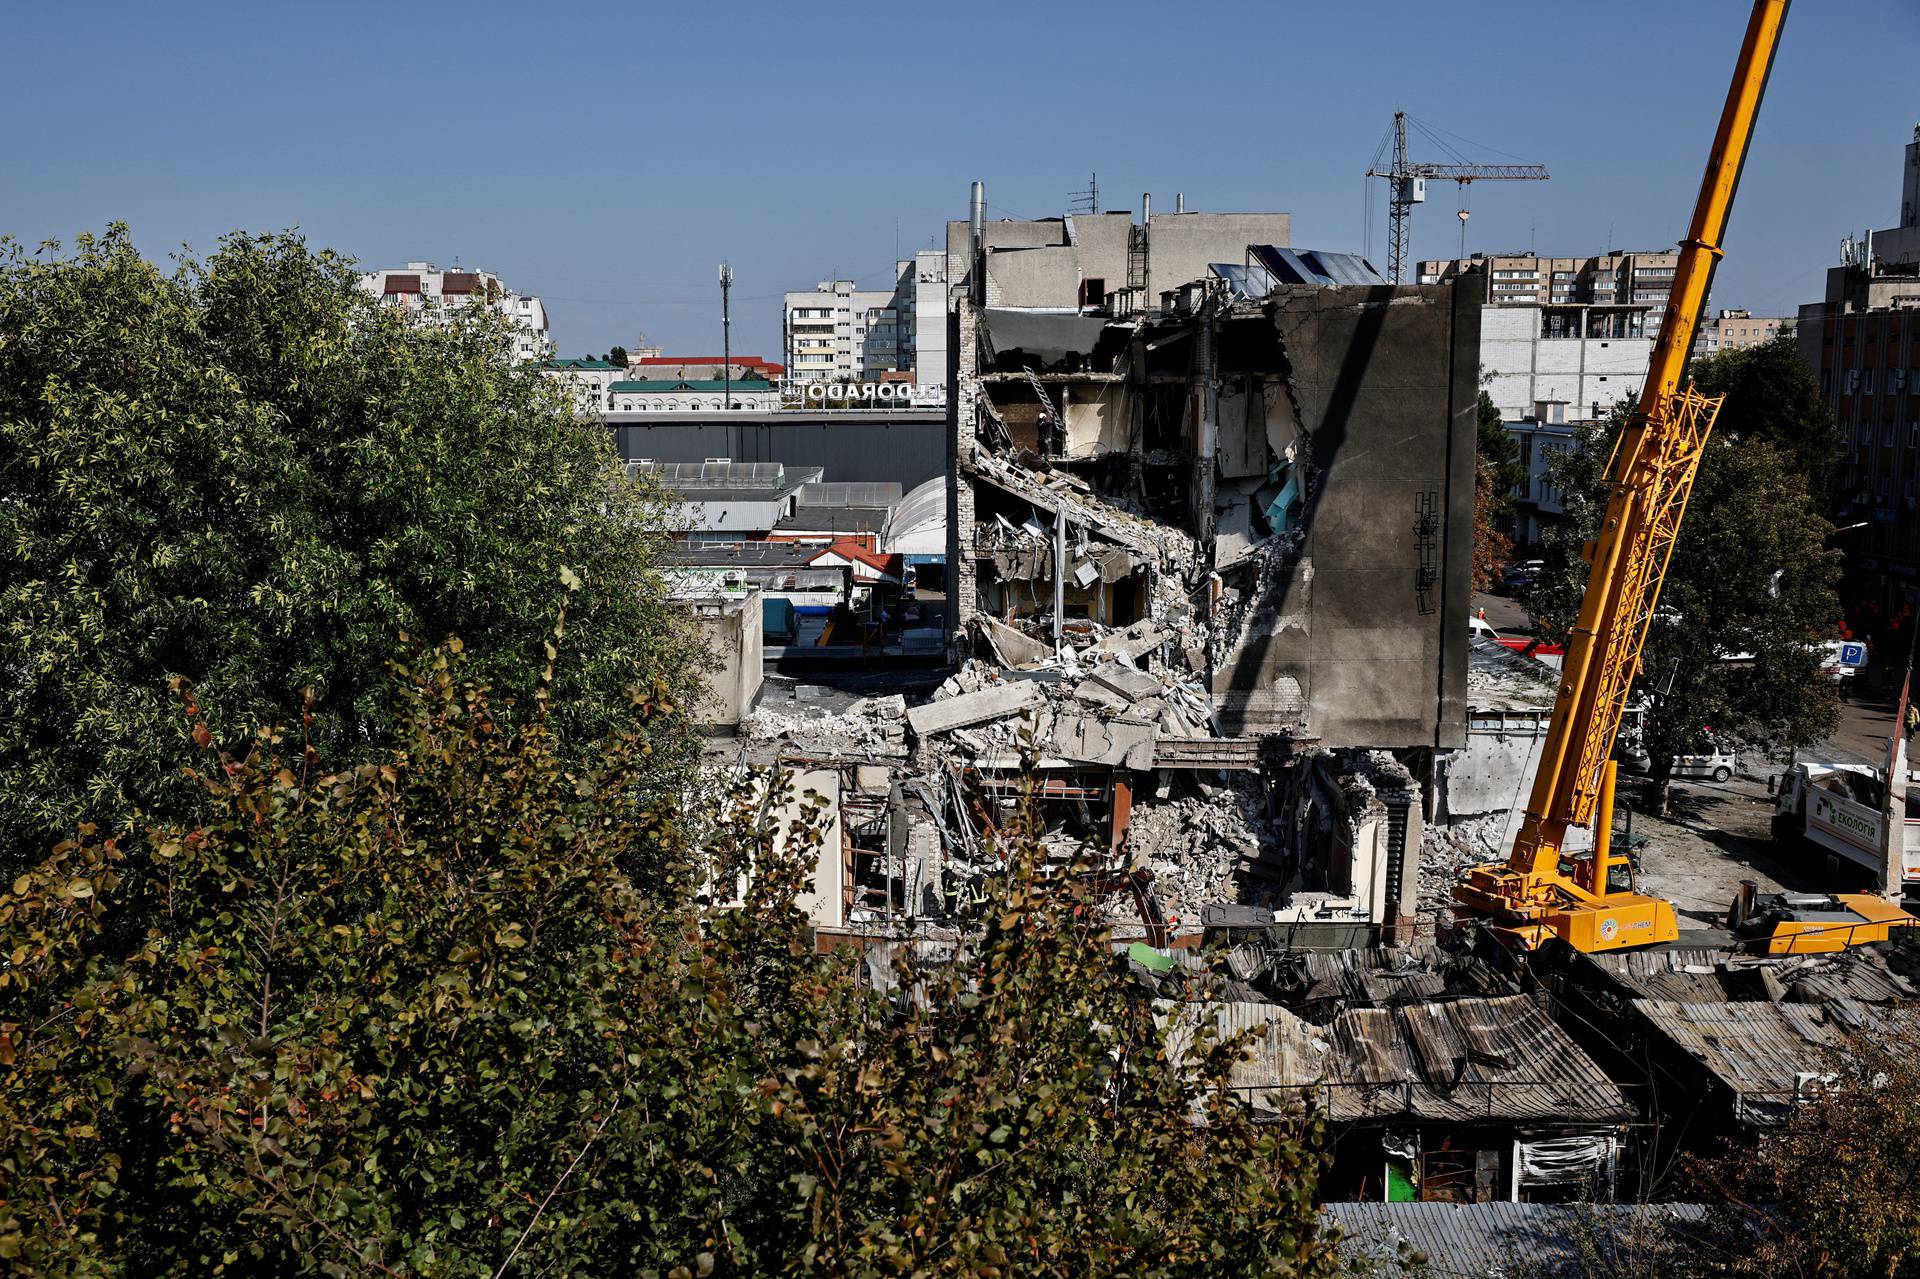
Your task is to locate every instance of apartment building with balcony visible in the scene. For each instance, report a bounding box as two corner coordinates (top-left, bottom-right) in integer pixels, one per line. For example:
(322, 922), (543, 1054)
(1419, 250), (1681, 333)
(1694, 307), (1790, 356)
(358, 261), (553, 364)
(783, 265), (914, 385)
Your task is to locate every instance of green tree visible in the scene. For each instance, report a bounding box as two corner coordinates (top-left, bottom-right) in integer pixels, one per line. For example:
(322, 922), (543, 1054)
(1477, 390), (1526, 504)
(0, 226), (700, 875)
(1530, 410), (1841, 810)
(1, 638), (1340, 1277)
(1475, 391), (1524, 591)
(607, 344), (629, 366)
(1690, 332), (1840, 516)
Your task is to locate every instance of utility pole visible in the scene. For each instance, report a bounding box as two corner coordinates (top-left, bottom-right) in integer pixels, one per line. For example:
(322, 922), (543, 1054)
(718, 262), (734, 410)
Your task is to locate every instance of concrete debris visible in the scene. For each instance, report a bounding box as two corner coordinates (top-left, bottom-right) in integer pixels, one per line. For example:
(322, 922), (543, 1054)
(1123, 775), (1286, 919)
(1417, 812), (1510, 923)
(978, 615), (1052, 668)
(1052, 711), (1156, 770)
(907, 680), (1047, 737)
(740, 697), (910, 759)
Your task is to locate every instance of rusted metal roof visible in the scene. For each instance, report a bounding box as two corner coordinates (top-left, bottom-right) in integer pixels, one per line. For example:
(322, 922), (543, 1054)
(1628, 998), (1851, 1127)
(1327, 1202), (1707, 1277)
(1585, 946), (1919, 1005)
(1168, 994), (1629, 1125)
(1275, 945), (1518, 1014)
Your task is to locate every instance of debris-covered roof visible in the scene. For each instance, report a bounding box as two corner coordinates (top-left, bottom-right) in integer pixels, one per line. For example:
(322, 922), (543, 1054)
(1582, 945), (1920, 1005)
(1170, 993), (1631, 1125)
(1326, 1202), (1708, 1278)
(1628, 999), (1855, 1126)
(1255, 944), (1519, 1016)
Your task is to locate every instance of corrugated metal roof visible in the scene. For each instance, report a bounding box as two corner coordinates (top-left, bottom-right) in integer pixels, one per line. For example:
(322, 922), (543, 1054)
(797, 481), (903, 509)
(1585, 947), (1919, 1005)
(1271, 945), (1518, 1014)
(1629, 998), (1847, 1124)
(1326, 1202), (1707, 1278)
(1167, 995), (1629, 1125)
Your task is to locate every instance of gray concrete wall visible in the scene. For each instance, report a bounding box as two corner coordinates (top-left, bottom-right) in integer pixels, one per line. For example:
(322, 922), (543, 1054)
(1147, 213), (1292, 295)
(1213, 279), (1480, 749)
(1438, 713), (1549, 819)
(609, 413), (945, 488)
(686, 591), (764, 730)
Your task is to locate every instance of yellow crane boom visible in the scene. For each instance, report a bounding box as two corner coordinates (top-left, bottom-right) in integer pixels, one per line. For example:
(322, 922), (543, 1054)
(1455, 0), (1791, 952)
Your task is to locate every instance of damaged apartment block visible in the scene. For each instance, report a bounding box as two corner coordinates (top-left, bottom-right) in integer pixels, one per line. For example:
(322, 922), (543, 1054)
(937, 192), (1482, 941)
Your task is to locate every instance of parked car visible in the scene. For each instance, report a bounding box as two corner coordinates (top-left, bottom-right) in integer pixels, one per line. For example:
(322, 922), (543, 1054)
(1671, 747), (1737, 783)
(1615, 738), (1736, 783)
(1501, 560), (1544, 593)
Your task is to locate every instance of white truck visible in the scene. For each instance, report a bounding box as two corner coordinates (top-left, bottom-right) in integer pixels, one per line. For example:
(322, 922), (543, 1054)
(1770, 762), (1920, 897)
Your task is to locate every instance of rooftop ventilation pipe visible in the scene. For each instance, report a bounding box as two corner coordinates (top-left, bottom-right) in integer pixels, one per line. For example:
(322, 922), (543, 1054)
(970, 181), (986, 304)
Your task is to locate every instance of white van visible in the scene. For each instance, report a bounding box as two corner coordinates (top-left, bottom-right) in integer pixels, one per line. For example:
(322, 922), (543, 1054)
(1670, 747), (1737, 783)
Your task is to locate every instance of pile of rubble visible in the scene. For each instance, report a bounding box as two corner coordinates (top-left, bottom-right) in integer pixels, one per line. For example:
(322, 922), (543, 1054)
(1123, 775), (1283, 917)
(740, 693), (911, 759)
(906, 646), (1217, 772)
(1417, 811), (1510, 921)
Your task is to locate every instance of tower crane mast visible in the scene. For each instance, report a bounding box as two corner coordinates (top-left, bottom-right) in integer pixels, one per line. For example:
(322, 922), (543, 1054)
(1366, 113), (1549, 283)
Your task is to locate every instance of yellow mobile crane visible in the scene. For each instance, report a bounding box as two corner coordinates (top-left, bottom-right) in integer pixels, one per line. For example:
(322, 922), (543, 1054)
(1455, 0), (1791, 952)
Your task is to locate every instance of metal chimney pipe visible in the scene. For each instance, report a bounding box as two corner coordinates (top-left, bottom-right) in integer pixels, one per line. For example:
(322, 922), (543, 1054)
(1176, 192), (1185, 213)
(969, 181), (986, 303)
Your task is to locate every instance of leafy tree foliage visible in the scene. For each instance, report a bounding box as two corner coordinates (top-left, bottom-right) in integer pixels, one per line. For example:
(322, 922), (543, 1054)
(2, 635), (1339, 1277)
(0, 227), (699, 873)
(1687, 1018), (1920, 1279)
(607, 345), (629, 366)
(1690, 333), (1841, 516)
(1473, 392), (1523, 594)
(1476, 391), (1526, 504)
(1529, 405), (1841, 804)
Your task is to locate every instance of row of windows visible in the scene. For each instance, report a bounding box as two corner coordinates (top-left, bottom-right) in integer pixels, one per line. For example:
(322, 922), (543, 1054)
(1827, 368), (1920, 393)
(609, 399), (761, 412)
(1851, 422), (1920, 448)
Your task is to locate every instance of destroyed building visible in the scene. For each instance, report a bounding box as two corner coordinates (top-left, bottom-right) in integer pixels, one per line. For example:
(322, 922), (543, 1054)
(900, 192), (1483, 938)
(1548, 944), (1920, 1149)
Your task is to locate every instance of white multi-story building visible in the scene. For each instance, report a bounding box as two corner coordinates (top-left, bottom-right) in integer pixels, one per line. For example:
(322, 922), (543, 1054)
(1480, 304), (1656, 424)
(783, 263), (918, 385)
(910, 248), (949, 394)
(359, 261), (553, 364)
(1419, 250), (1681, 335)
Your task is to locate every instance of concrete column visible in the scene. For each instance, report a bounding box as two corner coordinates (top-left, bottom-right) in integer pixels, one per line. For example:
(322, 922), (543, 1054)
(948, 298), (980, 651)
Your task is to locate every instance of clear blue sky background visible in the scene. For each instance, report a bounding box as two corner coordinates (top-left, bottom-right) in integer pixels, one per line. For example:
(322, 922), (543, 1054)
(2, 1), (1913, 360)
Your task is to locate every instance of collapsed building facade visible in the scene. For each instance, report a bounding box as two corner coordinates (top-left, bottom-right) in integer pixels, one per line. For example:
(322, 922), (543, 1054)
(929, 194), (1483, 938)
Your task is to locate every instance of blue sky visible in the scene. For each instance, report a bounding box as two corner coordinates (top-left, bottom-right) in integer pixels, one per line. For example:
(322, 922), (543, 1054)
(2, 1), (1913, 360)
